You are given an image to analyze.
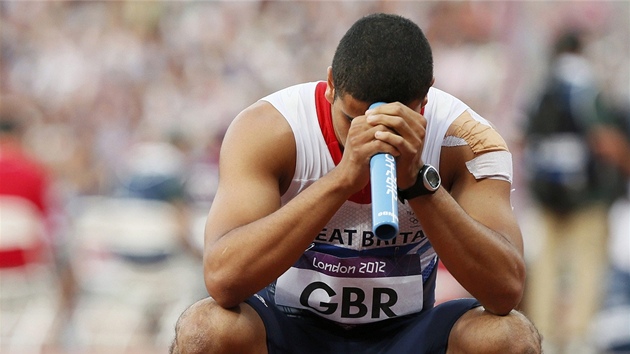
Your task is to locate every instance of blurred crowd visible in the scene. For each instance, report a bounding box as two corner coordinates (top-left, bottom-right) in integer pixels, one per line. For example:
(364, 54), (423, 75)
(0, 1), (628, 353)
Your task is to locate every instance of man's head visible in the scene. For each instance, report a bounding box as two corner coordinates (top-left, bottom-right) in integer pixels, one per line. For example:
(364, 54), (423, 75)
(331, 13), (433, 106)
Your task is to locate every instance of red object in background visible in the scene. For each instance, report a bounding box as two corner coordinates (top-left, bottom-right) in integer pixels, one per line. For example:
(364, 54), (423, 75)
(0, 141), (51, 268)
(0, 143), (49, 213)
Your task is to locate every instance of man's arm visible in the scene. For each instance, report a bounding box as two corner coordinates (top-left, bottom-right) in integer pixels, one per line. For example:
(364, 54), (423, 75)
(419, 159), (524, 315)
(409, 131), (525, 315)
(203, 101), (365, 309)
(367, 103), (525, 315)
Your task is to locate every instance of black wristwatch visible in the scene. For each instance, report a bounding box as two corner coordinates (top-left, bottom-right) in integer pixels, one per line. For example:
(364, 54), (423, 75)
(398, 164), (441, 202)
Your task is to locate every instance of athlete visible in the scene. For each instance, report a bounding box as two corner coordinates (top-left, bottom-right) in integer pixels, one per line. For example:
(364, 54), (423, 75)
(171, 13), (541, 354)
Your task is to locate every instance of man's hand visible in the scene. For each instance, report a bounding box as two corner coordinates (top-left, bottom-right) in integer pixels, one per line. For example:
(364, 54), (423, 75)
(363, 102), (426, 190)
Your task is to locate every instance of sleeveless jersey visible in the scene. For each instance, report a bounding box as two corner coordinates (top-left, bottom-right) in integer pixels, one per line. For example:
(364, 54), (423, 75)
(260, 81), (477, 325)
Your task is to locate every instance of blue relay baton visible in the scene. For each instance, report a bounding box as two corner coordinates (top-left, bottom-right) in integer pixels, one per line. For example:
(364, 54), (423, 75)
(369, 102), (399, 240)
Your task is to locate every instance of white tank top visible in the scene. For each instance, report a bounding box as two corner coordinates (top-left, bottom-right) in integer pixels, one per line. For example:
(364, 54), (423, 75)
(260, 81), (470, 324)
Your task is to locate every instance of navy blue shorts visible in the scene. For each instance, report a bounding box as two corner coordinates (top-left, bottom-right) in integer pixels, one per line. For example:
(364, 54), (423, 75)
(245, 291), (480, 354)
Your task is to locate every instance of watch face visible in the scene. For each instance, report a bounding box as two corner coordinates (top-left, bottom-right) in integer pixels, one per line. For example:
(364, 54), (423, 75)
(425, 167), (441, 189)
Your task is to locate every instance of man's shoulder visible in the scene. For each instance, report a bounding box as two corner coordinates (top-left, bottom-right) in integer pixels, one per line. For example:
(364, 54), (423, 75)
(233, 100), (293, 136)
(222, 100), (296, 186)
(261, 81), (321, 103)
(426, 87), (467, 109)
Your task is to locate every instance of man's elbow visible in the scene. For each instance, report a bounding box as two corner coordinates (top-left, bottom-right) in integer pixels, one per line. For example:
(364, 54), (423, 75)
(204, 270), (243, 309)
(485, 266), (526, 315)
(485, 287), (524, 316)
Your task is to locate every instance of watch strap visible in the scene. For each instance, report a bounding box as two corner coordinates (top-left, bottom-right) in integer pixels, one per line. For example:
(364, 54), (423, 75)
(397, 164), (440, 203)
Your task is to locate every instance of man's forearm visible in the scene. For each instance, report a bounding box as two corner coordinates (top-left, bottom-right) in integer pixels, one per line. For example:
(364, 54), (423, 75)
(204, 169), (355, 308)
(407, 188), (525, 314)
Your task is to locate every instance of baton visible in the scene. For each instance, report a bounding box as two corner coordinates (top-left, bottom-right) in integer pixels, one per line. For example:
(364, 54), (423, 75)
(369, 102), (399, 240)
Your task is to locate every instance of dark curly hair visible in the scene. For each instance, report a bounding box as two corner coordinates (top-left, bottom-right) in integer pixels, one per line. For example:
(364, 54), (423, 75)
(331, 13), (433, 105)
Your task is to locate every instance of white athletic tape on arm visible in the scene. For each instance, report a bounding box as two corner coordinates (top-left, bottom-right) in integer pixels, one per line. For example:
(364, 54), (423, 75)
(465, 150), (513, 183)
(442, 136), (468, 147)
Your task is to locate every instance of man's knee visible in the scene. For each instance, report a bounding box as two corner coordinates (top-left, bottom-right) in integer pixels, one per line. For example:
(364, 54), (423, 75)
(448, 307), (542, 354)
(170, 297), (267, 354)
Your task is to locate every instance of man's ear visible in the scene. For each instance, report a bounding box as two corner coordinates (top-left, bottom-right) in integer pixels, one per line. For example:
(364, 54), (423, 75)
(325, 66), (335, 104)
(421, 77), (436, 107)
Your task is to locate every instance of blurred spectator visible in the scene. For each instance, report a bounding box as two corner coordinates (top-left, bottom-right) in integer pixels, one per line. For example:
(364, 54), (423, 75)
(0, 94), (65, 270)
(0, 96), (51, 225)
(115, 131), (202, 259)
(116, 137), (187, 203)
(0, 95), (75, 349)
(590, 109), (630, 353)
(521, 30), (622, 353)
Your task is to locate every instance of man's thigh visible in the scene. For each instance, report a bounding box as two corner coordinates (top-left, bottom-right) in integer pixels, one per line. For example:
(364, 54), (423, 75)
(384, 299), (480, 354)
(246, 292), (479, 354)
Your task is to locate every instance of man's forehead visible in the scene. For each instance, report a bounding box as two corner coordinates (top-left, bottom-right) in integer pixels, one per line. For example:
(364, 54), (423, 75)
(338, 94), (371, 119)
(337, 94), (423, 118)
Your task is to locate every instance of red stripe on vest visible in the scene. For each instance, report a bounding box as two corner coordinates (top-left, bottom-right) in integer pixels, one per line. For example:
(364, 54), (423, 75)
(314, 82), (371, 204)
